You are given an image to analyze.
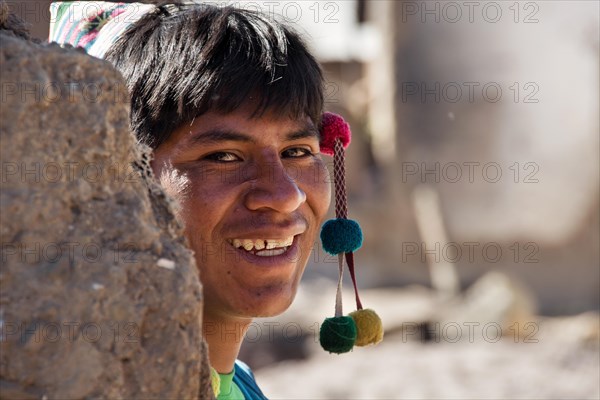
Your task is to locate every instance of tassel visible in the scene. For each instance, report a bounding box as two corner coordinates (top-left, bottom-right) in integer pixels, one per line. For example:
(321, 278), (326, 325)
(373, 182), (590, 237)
(318, 113), (383, 353)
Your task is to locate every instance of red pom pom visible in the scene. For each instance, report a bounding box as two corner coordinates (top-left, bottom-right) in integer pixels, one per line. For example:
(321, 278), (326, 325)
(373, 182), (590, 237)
(319, 112), (351, 156)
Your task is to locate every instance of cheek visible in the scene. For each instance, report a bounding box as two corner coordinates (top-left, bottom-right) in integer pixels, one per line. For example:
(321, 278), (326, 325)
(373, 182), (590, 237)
(301, 160), (332, 221)
(178, 169), (241, 238)
(176, 186), (225, 266)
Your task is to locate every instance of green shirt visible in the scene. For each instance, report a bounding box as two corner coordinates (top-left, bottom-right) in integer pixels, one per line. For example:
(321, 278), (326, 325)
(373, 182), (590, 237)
(216, 361), (267, 400)
(217, 369), (245, 400)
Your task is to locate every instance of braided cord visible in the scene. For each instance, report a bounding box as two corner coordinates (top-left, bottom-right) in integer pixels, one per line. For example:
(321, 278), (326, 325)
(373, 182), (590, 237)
(333, 139), (348, 219)
(333, 138), (348, 317)
(333, 138), (364, 311)
(345, 252), (363, 310)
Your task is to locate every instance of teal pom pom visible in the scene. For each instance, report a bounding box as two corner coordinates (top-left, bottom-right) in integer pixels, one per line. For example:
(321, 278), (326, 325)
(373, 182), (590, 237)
(319, 316), (357, 354)
(320, 218), (363, 255)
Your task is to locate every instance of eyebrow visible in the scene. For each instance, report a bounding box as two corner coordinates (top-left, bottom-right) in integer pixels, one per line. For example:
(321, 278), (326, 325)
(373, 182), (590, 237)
(185, 125), (319, 147)
(186, 129), (255, 147)
(286, 127), (320, 141)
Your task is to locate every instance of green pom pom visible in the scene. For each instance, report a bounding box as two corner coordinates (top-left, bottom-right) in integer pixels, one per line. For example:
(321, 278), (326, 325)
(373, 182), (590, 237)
(320, 218), (363, 255)
(319, 316), (357, 354)
(349, 309), (384, 346)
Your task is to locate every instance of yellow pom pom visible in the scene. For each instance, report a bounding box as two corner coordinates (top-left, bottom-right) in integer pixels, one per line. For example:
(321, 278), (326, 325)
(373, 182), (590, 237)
(349, 308), (384, 346)
(210, 367), (221, 397)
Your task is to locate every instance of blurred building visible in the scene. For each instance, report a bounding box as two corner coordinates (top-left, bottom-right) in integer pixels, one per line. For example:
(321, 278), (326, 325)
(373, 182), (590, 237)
(292, 0), (599, 315)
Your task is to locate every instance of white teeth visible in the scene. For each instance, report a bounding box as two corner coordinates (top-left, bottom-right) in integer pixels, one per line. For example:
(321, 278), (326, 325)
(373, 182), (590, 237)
(266, 237), (293, 249)
(229, 236), (295, 253)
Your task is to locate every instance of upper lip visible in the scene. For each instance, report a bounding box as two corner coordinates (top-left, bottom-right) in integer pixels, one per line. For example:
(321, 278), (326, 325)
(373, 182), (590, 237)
(226, 228), (305, 240)
(224, 221), (307, 241)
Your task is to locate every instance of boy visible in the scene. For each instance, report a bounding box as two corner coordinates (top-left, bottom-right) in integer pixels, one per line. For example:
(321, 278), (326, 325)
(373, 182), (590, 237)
(51, 2), (331, 398)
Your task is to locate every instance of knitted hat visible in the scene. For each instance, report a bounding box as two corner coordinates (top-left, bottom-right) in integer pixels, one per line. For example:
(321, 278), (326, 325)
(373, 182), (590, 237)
(49, 1), (156, 57)
(318, 113), (383, 354)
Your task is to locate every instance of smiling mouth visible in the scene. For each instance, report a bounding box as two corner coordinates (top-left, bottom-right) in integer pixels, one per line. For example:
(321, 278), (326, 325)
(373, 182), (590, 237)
(226, 236), (295, 257)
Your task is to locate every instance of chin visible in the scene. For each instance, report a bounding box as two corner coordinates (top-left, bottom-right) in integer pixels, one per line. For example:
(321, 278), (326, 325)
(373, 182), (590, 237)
(241, 286), (297, 318)
(252, 302), (291, 318)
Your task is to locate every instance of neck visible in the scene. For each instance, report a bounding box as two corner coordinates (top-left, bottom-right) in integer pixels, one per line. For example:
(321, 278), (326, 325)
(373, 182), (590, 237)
(203, 309), (252, 374)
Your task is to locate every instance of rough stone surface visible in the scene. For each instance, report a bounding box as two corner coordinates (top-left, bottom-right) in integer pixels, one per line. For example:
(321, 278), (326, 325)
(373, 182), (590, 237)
(0, 30), (212, 399)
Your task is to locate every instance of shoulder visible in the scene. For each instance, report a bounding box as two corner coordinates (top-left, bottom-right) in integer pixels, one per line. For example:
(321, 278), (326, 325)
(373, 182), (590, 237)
(233, 360), (268, 400)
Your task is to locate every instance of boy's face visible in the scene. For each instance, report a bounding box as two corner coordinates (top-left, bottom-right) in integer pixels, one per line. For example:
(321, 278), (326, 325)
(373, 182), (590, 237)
(152, 103), (331, 319)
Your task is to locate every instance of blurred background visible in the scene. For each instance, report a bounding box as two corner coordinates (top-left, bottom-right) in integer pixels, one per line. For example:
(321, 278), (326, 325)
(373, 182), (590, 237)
(11, 0), (599, 398)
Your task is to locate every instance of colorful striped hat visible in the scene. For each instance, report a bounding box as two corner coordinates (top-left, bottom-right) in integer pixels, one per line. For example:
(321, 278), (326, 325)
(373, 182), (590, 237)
(49, 1), (156, 58)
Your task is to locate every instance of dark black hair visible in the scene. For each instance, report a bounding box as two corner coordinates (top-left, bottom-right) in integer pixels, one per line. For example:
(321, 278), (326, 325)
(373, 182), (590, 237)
(105, 3), (324, 149)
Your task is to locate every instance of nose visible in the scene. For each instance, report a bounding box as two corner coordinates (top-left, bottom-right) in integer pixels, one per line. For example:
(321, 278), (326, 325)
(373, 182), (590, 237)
(244, 159), (307, 214)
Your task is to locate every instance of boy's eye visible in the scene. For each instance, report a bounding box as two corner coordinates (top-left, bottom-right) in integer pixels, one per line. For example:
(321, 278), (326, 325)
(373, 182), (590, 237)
(204, 152), (240, 162)
(282, 147), (313, 158)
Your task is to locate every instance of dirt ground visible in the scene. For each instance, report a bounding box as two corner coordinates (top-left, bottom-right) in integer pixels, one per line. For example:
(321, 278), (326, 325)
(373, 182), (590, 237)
(254, 306), (599, 399)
